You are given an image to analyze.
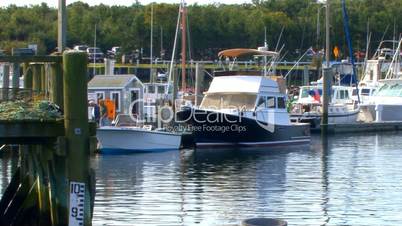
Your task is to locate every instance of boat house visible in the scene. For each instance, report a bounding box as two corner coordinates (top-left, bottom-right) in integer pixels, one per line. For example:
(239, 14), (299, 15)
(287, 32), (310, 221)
(88, 74), (144, 117)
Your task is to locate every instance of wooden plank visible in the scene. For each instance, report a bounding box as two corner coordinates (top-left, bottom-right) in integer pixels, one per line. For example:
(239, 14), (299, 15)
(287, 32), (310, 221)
(0, 121), (96, 144)
(0, 56), (62, 63)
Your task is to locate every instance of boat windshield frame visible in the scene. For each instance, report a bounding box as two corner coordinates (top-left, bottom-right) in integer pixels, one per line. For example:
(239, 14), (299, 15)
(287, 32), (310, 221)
(199, 93), (257, 111)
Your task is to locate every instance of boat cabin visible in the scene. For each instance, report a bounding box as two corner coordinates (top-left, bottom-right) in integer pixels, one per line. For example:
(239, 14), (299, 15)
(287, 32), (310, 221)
(199, 75), (290, 125)
(88, 74), (144, 118)
(296, 85), (354, 105)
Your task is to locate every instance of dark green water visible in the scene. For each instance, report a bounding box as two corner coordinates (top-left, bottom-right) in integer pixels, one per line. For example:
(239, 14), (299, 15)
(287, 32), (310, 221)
(1, 132), (402, 225)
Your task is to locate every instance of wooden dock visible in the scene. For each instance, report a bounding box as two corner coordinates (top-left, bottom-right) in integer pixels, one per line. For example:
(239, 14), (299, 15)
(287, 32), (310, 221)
(0, 52), (96, 226)
(314, 121), (402, 134)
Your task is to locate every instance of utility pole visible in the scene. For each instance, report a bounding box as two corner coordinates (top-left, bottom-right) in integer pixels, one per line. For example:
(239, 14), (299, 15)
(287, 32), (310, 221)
(58, 0), (66, 52)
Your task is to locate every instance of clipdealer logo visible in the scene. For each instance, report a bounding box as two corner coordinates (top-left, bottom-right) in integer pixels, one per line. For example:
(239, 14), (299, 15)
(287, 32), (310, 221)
(128, 98), (275, 133)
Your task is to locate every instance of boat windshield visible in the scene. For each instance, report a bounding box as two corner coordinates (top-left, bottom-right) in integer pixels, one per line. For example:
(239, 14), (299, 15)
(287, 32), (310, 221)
(300, 88), (323, 98)
(375, 84), (402, 97)
(200, 93), (257, 110)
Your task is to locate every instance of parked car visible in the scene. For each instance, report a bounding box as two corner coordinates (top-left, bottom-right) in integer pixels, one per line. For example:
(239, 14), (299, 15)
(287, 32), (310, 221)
(107, 46), (121, 59)
(87, 47), (104, 63)
(73, 45), (88, 51)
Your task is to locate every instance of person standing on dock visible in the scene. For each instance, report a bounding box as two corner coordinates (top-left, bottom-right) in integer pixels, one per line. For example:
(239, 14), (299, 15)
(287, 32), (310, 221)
(93, 101), (100, 125)
(99, 100), (110, 127)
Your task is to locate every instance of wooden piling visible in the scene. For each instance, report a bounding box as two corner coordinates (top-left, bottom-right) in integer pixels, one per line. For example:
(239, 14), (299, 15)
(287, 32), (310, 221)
(50, 62), (64, 108)
(321, 67), (332, 134)
(2, 64), (10, 99)
(31, 63), (42, 93)
(195, 63), (204, 106)
(23, 63), (33, 89)
(12, 63), (20, 89)
(63, 51), (91, 226)
(303, 65), (309, 86)
(41, 65), (46, 95)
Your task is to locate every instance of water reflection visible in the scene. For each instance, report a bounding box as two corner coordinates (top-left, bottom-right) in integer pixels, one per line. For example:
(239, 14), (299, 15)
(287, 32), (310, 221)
(1, 133), (402, 225)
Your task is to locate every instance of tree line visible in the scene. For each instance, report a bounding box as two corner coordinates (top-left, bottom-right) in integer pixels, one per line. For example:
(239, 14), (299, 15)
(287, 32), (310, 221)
(0, 0), (400, 61)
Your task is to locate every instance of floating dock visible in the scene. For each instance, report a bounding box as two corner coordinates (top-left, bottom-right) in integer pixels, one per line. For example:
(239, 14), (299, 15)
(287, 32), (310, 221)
(314, 121), (402, 133)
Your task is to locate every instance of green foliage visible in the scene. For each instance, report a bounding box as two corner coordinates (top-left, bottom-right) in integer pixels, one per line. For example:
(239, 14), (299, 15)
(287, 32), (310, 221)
(0, 100), (62, 121)
(0, 1), (400, 60)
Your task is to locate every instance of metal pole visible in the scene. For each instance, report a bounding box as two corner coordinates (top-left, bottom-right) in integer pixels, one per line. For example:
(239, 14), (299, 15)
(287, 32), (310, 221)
(58, 0), (66, 52)
(317, 7), (320, 50)
(181, 1), (187, 92)
(172, 67), (178, 112)
(63, 51), (91, 226)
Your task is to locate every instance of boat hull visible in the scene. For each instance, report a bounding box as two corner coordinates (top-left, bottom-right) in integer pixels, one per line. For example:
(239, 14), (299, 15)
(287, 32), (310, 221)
(361, 104), (402, 122)
(97, 127), (182, 154)
(290, 110), (360, 128)
(177, 109), (310, 148)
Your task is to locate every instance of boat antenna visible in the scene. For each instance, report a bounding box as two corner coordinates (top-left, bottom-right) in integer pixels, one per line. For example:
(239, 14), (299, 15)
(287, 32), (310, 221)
(166, 3), (182, 95)
(362, 19), (371, 82)
(385, 38), (402, 79)
(284, 48), (311, 79)
(393, 19), (396, 52)
(373, 25), (390, 59)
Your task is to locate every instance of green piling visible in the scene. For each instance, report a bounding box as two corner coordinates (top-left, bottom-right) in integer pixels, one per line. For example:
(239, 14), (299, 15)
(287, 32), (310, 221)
(63, 51), (91, 226)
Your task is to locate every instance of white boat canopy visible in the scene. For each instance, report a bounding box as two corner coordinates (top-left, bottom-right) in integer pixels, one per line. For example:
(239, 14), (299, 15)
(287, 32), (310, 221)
(218, 48), (278, 58)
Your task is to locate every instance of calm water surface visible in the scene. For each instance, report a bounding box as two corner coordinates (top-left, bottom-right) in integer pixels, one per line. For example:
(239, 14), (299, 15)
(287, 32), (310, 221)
(1, 132), (402, 225)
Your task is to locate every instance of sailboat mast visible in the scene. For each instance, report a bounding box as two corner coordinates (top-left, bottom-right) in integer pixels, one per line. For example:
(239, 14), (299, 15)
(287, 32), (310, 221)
(150, 3), (154, 82)
(181, 0), (187, 92)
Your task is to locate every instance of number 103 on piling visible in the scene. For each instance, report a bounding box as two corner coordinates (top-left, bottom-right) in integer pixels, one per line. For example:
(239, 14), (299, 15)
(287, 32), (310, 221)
(69, 182), (86, 226)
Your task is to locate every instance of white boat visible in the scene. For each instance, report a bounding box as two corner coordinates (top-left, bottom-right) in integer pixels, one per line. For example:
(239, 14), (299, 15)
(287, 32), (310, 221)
(177, 48), (310, 147)
(360, 38), (402, 122)
(290, 84), (360, 128)
(97, 114), (182, 154)
(354, 40), (401, 104)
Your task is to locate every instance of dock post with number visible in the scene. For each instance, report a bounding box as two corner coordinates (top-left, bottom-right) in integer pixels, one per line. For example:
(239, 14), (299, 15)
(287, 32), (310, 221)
(63, 51), (92, 226)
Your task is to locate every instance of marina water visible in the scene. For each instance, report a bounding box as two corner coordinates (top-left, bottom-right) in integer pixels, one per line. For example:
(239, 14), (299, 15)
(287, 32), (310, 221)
(1, 132), (402, 225)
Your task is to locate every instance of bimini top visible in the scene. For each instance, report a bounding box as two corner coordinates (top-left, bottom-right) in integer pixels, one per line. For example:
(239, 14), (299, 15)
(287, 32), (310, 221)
(206, 76), (279, 94)
(218, 48), (278, 58)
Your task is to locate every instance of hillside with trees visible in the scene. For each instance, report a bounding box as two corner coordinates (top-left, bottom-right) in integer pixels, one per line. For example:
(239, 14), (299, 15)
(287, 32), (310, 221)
(0, 0), (400, 60)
